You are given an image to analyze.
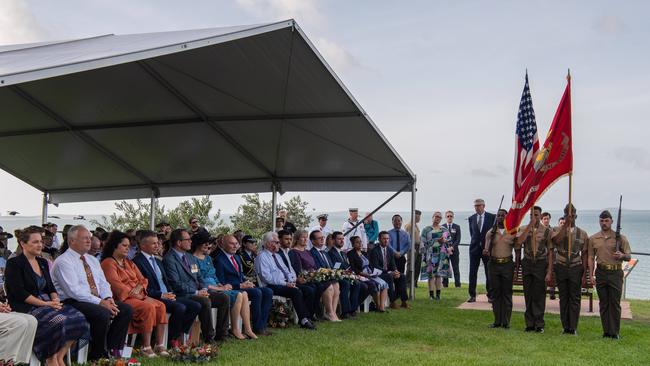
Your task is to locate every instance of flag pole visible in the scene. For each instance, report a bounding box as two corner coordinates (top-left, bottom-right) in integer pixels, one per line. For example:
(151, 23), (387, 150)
(566, 68), (573, 258)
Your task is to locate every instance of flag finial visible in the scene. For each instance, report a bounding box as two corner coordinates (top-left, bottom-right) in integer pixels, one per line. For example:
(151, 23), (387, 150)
(567, 68), (571, 81)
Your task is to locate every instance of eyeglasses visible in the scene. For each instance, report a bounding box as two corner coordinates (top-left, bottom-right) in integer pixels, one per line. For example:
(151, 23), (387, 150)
(446, 215), (453, 218)
(190, 221), (198, 225)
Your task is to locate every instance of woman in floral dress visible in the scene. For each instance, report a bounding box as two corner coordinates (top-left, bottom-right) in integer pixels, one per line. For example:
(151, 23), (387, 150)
(420, 211), (453, 300)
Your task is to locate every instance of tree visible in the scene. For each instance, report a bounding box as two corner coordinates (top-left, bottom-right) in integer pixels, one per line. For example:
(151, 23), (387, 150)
(91, 196), (230, 235)
(229, 194), (312, 239)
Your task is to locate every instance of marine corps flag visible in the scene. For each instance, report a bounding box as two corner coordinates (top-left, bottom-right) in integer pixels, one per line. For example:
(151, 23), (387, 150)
(505, 75), (573, 232)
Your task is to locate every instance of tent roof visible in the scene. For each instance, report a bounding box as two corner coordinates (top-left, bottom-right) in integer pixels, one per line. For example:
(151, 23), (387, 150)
(0, 19), (414, 204)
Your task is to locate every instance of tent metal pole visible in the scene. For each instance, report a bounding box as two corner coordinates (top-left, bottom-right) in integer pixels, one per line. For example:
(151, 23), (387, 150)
(41, 192), (48, 225)
(149, 190), (156, 231)
(271, 183), (278, 232)
(343, 182), (410, 237)
(409, 178), (417, 300)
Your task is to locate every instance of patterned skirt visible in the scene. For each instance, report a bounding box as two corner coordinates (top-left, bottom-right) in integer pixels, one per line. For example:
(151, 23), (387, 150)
(29, 305), (90, 361)
(426, 247), (451, 279)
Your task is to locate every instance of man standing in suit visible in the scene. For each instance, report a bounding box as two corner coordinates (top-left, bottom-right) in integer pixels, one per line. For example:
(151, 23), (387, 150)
(162, 229), (230, 343)
(370, 231), (407, 309)
(442, 210), (462, 288)
(388, 215), (411, 308)
(133, 230), (201, 346)
(404, 210), (422, 287)
(329, 231), (368, 317)
(214, 235), (273, 336)
(468, 198), (495, 302)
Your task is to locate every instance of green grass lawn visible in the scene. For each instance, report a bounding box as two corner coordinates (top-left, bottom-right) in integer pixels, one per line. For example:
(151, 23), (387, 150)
(143, 285), (650, 366)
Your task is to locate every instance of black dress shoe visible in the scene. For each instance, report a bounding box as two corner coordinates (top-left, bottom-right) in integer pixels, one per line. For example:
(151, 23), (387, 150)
(502, 324), (510, 329)
(611, 334), (620, 340)
(488, 323), (501, 328)
(300, 320), (316, 330)
(535, 327), (544, 333)
(562, 329), (571, 334)
(340, 313), (351, 319)
(467, 297), (476, 303)
(525, 327), (535, 332)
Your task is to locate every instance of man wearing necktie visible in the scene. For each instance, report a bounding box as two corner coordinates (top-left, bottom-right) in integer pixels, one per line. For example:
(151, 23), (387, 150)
(329, 231), (368, 318)
(133, 231), (202, 346)
(388, 215), (411, 309)
(370, 231), (405, 309)
(468, 199), (496, 303)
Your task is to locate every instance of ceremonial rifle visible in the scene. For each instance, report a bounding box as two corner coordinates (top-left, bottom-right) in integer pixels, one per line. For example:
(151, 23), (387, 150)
(488, 195), (505, 258)
(615, 195), (622, 253)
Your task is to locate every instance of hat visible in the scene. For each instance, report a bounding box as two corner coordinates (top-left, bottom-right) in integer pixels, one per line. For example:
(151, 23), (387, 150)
(317, 214), (328, 220)
(191, 229), (213, 247)
(599, 210), (613, 219)
(473, 199), (485, 205)
(0, 226), (12, 239)
(241, 235), (257, 244)
(349, 208), (358, 212)
(156, 221), (170, 228)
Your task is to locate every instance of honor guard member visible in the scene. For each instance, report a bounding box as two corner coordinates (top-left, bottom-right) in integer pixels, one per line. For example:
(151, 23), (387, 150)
(589, 210), (631, 339)
(483, 209), (516, 329)
(515, 206), (553, 333)
(342, 208), (367, 252)
(551, 203), (592, 335)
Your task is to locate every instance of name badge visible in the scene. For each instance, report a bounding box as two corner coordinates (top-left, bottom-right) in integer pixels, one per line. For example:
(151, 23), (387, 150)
(451, 229), (456, 234)
(191, 264), (199, 273)
(333, 262), (341, 269)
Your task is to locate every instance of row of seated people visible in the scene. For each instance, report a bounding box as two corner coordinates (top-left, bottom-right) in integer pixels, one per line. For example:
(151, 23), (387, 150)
(2, 225), (407, 364)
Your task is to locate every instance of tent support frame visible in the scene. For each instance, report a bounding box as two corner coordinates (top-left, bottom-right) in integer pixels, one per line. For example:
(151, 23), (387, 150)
(41, 192), (49, 225)
(409, 178), (417, 300)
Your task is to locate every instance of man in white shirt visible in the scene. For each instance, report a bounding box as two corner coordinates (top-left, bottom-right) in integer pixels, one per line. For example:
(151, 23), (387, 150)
(342, 208), (368, 252)
(51, 225), (133, 360)
(308, 214), (332, 249)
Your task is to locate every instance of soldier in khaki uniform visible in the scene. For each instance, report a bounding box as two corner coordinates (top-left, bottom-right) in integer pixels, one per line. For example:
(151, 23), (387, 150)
(483, 209), (516, 329)
(405, 210), (422, 288)
(516, 206), (553, 333)
(589, 210), (631, 339)
(551, 203), (592, 335)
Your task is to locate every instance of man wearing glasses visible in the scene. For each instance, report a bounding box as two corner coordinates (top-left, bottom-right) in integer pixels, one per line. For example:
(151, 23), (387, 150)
(442, 211), (462, 288)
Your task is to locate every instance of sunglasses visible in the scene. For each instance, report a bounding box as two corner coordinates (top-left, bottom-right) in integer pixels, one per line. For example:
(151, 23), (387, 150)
(446, 215), (453, 218)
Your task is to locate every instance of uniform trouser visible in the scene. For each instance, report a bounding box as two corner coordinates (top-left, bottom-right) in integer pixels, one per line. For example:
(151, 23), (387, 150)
(595, 267), (624, 336)
(469, 254), (491, 298)
(443, 251), (461, 288)
(488, 261), (514, 326)
(554, 264), (583, 331)
(522, 258), (547, 328)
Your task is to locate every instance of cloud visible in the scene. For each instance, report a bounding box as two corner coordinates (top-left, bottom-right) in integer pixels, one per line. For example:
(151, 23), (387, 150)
(314, 37), (362, 72)
(614, 147), (650, 171)
(235, 0), (323, 26)
(0, 0), (46, 45)
(594, 15), (625, 34)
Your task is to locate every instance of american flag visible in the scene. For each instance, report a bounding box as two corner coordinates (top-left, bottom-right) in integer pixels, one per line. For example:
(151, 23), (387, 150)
(513, 73), (539, 193)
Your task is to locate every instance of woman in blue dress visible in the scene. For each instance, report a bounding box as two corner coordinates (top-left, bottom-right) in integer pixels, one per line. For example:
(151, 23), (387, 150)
(420, 212), (453, 300)
(5, 226), (90, 365)
(191, 234), (257, 340)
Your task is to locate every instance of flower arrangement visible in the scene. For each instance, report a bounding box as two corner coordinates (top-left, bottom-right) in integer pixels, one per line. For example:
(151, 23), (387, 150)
(302, 268), (358, 284)
(269, 297), (296, 328)
(87, 357), (140, 366)
(167, 343), (219, 363)
(0, 359), (14, 366)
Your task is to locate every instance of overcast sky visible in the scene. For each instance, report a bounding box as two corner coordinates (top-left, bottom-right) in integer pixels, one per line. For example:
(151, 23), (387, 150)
(0, 0), (648, 217)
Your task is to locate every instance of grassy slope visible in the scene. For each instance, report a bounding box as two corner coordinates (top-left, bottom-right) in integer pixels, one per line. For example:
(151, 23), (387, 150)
(143, 286), (650, 366)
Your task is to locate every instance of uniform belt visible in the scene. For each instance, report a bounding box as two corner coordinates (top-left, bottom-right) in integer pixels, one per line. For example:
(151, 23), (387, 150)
(491, 257), (512, 264)
(598, 263), (622, 271)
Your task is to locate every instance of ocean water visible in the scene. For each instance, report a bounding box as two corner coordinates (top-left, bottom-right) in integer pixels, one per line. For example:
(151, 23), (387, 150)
(2, 209), (649, 299)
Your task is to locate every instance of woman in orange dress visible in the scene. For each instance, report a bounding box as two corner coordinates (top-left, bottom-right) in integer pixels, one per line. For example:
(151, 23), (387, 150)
(100, 231), (168, 357)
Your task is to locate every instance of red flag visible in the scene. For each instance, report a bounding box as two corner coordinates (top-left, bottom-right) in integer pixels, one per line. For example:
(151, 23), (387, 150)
(505, 76), (573, 232)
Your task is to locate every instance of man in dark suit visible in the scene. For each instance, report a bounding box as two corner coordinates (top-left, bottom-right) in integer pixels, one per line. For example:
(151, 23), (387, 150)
(276, 230), (318, 320)
(442, 210), (462, 288)
(369, 231), (406, 309)
(468, 198), (496, 302)
(214, 235), (273, 336)
(309, 230), (358, 319)
(163, 229), (230, 343)
(329, 231), (368, 317)
(133, 230), (201, 346)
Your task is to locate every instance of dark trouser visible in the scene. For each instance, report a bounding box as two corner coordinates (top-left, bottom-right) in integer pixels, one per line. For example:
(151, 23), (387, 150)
(522, 258), (548, 328)
(351, 281), (367, 313)
(189, 292), (230, 342)
(554, 264), (583, 331)
(469, 253), (491, 298)
(267, 284), (310, 320)
(381, 271), (407, 303)
(596, 267), (624, 336)
(160, 297), (201, 345)
(297, 284), (318, 318)
(339, 279), (361, 314)
(443, 251), (461, 288)
(489, 261), (514, 326)
(241, 287), (273, 332)
(66, 300), (133, 360)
